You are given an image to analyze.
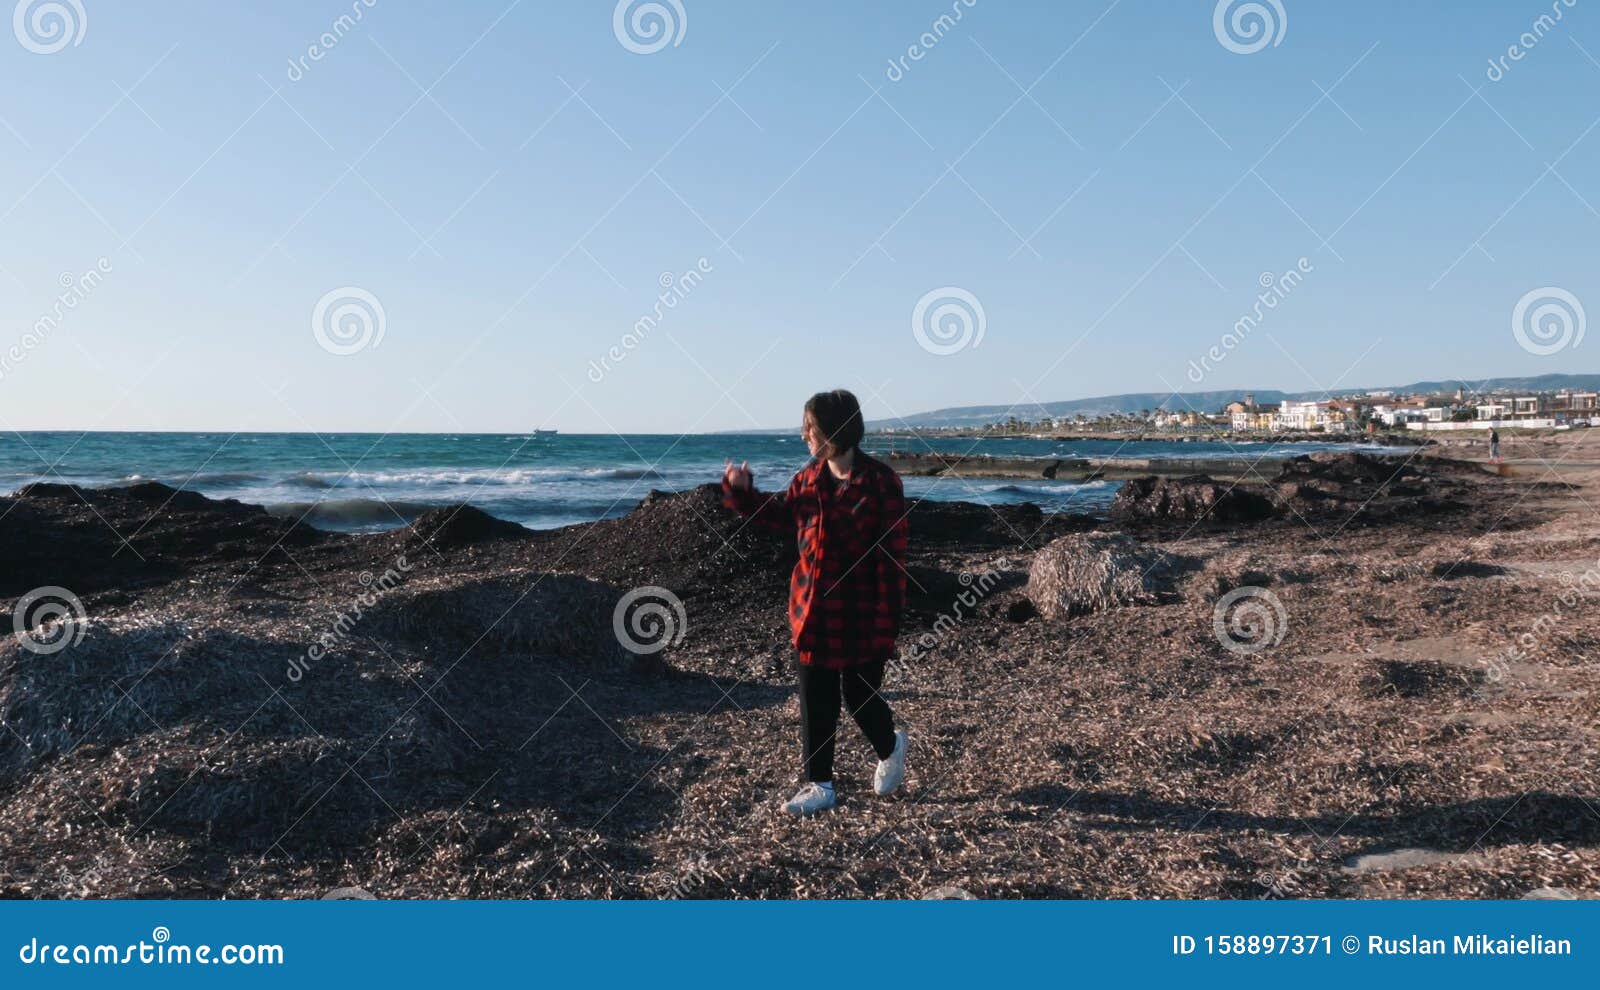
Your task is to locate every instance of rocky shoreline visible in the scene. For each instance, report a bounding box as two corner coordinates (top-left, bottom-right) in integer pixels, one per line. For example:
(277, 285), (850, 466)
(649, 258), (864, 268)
(879, 449), (1440, 483)
(1, 447), (1598, 899)
(874, 430), (1430, 446)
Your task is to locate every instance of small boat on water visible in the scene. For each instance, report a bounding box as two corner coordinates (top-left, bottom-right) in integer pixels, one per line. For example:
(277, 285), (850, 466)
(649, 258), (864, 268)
(533, 428), (557, 435)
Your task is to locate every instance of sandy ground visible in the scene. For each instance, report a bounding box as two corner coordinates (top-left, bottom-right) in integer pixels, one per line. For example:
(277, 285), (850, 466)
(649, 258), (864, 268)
(1, 436), (1598, 899)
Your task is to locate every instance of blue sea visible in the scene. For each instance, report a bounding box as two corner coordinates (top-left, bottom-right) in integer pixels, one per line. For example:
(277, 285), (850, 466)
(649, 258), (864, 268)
(0, 432), (1379, 532)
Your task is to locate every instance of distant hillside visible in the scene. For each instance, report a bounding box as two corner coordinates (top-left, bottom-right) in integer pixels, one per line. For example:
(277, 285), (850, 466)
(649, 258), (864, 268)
(862, 373), (1600, 430)
(1378, 373), (1600, 397)
(867, 391), (1292, 428)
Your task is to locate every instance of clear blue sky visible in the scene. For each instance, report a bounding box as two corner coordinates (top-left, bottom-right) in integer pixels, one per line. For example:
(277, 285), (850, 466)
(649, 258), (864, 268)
(1, 0), (1595, 432)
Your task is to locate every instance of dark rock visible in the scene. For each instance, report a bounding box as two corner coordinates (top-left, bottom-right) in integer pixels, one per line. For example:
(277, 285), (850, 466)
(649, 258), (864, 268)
(1275, 451), (1408, 486)
(1269, 452), (1472, 526)
(1110, 475), (1277, 526)
(908, 499), (1095, 550)
(1110, 454), (1479, 531)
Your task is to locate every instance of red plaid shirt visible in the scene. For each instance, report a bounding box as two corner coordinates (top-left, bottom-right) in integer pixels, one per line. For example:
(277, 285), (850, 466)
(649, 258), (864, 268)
(722, 452), (910, 669)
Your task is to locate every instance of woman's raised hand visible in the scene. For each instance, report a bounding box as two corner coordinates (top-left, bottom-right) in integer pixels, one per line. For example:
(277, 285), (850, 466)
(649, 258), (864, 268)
(722, 458), (753, 491)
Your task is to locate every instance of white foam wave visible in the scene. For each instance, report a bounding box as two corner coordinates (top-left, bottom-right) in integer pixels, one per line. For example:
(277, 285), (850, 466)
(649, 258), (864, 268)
(285, 466), (667, 487)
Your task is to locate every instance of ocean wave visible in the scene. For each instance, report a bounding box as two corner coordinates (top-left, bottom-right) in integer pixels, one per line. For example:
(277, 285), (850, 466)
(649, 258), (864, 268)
(286, 471), (336, 489)
(985, 479), (1113, 492)
(988, 481), (1112, 496)
(182, 471), (267, 484)
(283, 466), (665, 488)
(596, 467), (665, 481)
(103, 470), (265, 487)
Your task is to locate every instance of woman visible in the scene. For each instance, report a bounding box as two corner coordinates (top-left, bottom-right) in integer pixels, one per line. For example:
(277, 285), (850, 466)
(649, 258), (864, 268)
(721, 389), (910, 816)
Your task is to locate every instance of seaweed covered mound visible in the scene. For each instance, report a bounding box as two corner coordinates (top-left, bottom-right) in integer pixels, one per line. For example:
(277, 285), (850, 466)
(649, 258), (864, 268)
(1110, 475), (1276, 527)
(0, 481), (320, 597)
(406, 505), (532, 550)
(533, 484), (797, 594)
(1270, 451), (1469, 523)
(1025, 533), (1173, 619)
(908, 499), (1096, 550)
(1109, 453), (1477, 529)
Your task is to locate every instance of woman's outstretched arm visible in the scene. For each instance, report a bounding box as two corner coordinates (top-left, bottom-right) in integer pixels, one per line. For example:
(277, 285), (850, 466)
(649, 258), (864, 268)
(721, 459), (799, 535)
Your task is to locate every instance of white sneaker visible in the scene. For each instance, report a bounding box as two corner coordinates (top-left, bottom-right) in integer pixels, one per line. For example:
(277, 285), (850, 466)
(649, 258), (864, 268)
(782, 782), (836, 816)
(874, 730), (908, 796)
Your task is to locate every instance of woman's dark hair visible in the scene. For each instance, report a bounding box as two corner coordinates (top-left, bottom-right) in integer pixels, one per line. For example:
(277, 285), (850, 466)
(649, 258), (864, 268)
(804, 389), (864, 455)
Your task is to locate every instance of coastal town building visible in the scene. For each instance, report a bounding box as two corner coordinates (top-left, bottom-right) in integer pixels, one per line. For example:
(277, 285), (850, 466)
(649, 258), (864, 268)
(1371, 404), (1423, 426)
(1228, 399), (1349, 432)
(1230, 405), (1277, 431)
(945, 384), (1599, 437)
(1553, 391), (1598, 418)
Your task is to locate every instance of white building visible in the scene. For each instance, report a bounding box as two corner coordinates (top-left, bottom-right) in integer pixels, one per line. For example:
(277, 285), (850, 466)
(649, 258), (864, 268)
(1274, 400), (1341, 431)
(1373, 404), (1443, 426)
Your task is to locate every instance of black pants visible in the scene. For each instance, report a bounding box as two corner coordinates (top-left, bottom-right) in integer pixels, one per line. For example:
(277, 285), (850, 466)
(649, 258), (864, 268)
(798, 658), (896, 783)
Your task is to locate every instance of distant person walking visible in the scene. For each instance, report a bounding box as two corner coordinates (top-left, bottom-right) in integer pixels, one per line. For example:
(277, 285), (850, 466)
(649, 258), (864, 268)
(1489, 428), (1501, 463)
(721, 389), (911, 816)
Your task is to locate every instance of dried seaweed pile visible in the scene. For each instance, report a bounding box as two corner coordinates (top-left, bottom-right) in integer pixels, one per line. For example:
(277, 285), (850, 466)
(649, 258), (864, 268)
(1269, 451), (1472, 523)
(1025, 533), (1172, 618)
(1111, 475), (1276, 526)
(528, 484), (795, 601)
(1, 454), (1597, 900)
(1109, 452), (1482, 531)
(0, 482), (322, 597)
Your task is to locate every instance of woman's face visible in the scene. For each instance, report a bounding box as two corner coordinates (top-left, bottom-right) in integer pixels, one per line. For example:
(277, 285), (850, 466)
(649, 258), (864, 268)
(802, 413), (830, 459)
